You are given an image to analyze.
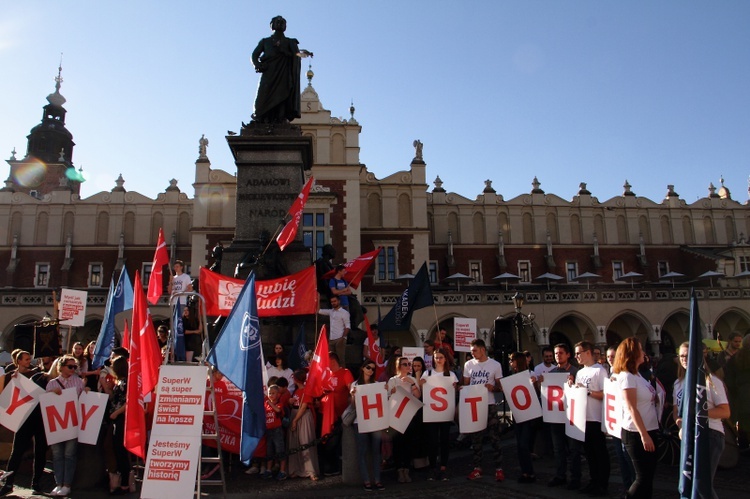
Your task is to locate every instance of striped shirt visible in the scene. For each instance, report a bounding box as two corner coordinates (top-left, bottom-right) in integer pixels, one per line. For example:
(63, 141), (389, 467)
(46, 373), (85, 397)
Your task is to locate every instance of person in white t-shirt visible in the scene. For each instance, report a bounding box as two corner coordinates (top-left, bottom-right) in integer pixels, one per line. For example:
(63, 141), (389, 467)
(168, 260), (193, 305)
(673, 342), (730, 499)
(462, 339), (505, 482)
(613, 338), (658, 499)
(573, 341), (610, 496)
(419, 348), (457, 481)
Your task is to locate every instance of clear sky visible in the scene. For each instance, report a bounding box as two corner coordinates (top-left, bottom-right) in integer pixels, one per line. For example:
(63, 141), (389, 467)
(1, 1), (748, 204)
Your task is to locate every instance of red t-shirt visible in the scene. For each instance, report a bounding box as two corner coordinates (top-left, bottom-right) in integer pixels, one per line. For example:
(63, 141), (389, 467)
(326, 367), (354, 418)
(265, 398), (282, 430)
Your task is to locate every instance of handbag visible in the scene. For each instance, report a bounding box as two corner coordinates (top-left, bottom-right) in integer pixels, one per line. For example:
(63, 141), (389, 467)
(341, 404), (356, 426)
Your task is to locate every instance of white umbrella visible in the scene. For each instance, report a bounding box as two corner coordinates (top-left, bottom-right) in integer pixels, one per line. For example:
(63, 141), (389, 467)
(534, 272), (564, 290)
(698, 270), (725, 287)
(730, 270), (750, 286)
(393, 273), (415, 282)
(619, 271), (643, 289)
(445, 272), (472, 291)
(572, 271), (601, 289)
(492, 272), (520, 290)
(659, 271), (685, 288)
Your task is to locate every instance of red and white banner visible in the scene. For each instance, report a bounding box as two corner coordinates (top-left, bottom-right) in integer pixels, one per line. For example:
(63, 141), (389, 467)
(602, 377), (622, 437)
(564, 385), (587, 442)
(59, 288), (87, 327)
(453, 318), (476, 353)
(78, 391), (108, 445)
(0, 375), (45, 432)
(40, 388), (79, 445)
(322, 247), (382, 289)
(458, 384), (488, 433)
(354, 382), (389, 433)
(203, 375), (243, 454)
(541, 373), (569, 423)
(388, 386), (422, 434)
(423, 375), (455, 423)
(200, 266), (318, 318)
(499, 371), (542, 423)
(276, 176), (314, 251)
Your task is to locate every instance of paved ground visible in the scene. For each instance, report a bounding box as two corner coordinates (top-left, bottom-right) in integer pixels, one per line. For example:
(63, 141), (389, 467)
(2, 431), (748, 498)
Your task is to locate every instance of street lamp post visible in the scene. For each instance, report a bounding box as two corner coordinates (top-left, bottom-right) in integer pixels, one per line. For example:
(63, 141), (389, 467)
(512, 292), (535, 351)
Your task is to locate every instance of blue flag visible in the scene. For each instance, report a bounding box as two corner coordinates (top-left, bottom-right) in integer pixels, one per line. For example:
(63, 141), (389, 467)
(171, 300), (187, 362)
(678, 289), (712, 499)
(206, 272), (265, 465)
(289, 323), (307, 371)
(92, 269), (134, 368)
(379, 262), (434, 331)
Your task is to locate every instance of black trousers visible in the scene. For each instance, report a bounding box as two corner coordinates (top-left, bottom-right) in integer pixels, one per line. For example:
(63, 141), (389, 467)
(427, 421), (452, 470)
(5, 407), (48, 487)
(621, 429), (658, 499)
(584, 421), (610, 489)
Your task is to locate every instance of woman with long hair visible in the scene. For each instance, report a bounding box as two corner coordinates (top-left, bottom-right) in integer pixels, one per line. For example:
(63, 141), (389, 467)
(419, 348), (457, 481)
(388, 356), (421, 483)
(81, 341), (100, 391)
(673, 342), (729, 499)
(509, 351), (536, 483)
(107, 355), (134, 494)
(267, 354), (296, 394)
(350, 360), (384, 491)
(70, 342), (87, 377)
(612, 337), (659, 499)
(182, 306), (203, 362)
(287, 369), (319, 480)
(378, 346), (402, 382)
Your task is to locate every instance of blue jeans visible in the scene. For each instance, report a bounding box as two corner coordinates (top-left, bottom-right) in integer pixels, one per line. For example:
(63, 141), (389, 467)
(354, 425), (381, 484)
(51, 439), (77, 486)
(612, 436), (634, 489)
(515, 420), (535, 475)
(709, 429), (725, 499)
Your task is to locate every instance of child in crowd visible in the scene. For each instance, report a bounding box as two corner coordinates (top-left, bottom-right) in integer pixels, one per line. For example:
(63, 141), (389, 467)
(264, 385), (288, 480)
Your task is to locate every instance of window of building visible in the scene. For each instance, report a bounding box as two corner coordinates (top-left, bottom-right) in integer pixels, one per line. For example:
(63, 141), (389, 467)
(469, 260), (483, 283)
(142, 263), (153, 287)
(35, 263), (50, 288)
(302, 212), (328, 260)
(612, 261), (624, 281)
(740, 256), (750, 273)
(657, 261), (669, 278)
(566, 261), (578, 282)
(375, 244), (398, 282)
(89, 263), (103, 287)
(428, 261), (439, 284)
(518, 260), (531, 283)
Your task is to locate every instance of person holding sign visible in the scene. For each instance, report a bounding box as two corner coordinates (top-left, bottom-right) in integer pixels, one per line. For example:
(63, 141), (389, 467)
(388, 357), (421, 483)
(419, 348), (457, 481)
(350, 361), (385, 491)
(463, 339), (505, 482)
(613, 338), (659, 499)
(573, 341), (610, 496)
(509, 352), (537, 483)
(45, 355), (88, 497)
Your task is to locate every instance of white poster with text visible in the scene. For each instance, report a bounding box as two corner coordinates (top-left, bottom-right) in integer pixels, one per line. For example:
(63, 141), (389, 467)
(458, 384), (488, 433)
(0, 375), (44, 432)
(354, 382), (390, 433)
(500, 371), (542, 423)
(453, 318), (477, 353)
(541, 373), (569, 423)
(423, 375), (455, 422)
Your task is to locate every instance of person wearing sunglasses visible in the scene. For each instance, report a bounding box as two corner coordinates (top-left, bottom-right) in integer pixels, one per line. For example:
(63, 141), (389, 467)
(388, 357), (421, 483)
(350, 361), (384, 491)
(44, 355), (89, 497)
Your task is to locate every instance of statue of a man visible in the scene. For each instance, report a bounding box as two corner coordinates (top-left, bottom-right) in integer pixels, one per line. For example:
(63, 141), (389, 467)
(251, 16), (312, 124)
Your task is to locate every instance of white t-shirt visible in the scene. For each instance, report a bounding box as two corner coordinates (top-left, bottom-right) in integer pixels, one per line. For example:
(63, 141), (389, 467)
(533, 362), (555, 377)
(387, 375), (419, 397)
(673, 374), (729, 434)
(463, 357), (504, 405)
(267, 366), (296, 394)
(576, 363), (608, 422)
(171, 273), (192, 304)
(421, 368), (458, 384)
(619, 371), (659, 432)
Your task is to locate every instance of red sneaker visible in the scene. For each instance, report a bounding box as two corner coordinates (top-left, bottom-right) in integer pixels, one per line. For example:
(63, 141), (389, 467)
(495, 468), (505, 482)
(467, 468), (482, 480)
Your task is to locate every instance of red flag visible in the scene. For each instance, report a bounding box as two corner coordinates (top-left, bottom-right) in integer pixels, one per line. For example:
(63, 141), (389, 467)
(364, 316), (385, 379)
(276, 176), (314, 251)
(132, 271), (162, 396)
(121, 319), (130, 351)
(322, 247), (382, 289)
(124, 294), (147, 458)
(147, 228), (170, 305)
(304, 325), (330, 402)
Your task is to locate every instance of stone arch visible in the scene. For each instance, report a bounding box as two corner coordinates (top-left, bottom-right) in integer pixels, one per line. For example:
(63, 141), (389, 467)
(151, 212), (164, 244)
(616, 215), (628, 244)
(546, 211), (559, 243)
(703, 216), (716, 244)
(522, 212), (534, 244)
(547, 312), (599, 345)
(660, 215), (673, 244)
(714, 307), (750, 338)
(682, 216), (694, 244)
(472, 212), (485, 244)
(35, 211), (49, 245)
(331, 133), (345, 165)
(398, 193), (412, 227)
(177, 211), (191, 244)
(367, 193), (382, 227)
(0, 314), (43, 351)
(638, 215), (651, 244)
(603, 310), (652, 349)
(96, 211), (109, 245)
(123, 211), (136, 245)
(661, 309), (690, 353)
(570, 213), (582, 244)
(725, 215), (736, 243)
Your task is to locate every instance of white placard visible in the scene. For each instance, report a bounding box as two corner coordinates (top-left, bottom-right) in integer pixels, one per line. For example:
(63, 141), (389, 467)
(388, 386), (422, 434)
(458, 384), (488, 433)
(40, 388), (79, 445)
(423, 375), (455, 422)
(401, 347), (424, 364)
(500, 371), (542, 423)
(541, 372), (569, 423)
(141, 435), (202, 499)
(59, 288), (88, 327)
(602, 377), (621, 437)
(355, 382), (389, 433)
(151, 365), (208, 436)
(564, 385), (587, 442)
(453, 318), (476, 353)
(78, 390), (108, 445)
(0, 375), (44, 432)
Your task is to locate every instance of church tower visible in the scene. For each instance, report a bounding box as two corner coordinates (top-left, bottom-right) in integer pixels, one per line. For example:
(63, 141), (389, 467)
(3, 64), (82, 197)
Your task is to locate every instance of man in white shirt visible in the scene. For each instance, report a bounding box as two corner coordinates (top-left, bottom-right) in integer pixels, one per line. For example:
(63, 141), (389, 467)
(318, 296), (350, 365)
(573, 341), (610, 497)
(168, 260), (193, 305)
(463, 339), (505, 482)
(533, 346), (555, 377)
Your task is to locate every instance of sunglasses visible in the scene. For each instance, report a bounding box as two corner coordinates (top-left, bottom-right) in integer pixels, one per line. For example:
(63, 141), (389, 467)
(64, 364), (78, 370)
(363, 365), (375, 371)
(399, 362), (410, 367)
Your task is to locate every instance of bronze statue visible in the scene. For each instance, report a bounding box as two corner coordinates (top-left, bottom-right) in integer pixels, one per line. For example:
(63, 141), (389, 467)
(251, 16), (312, 124)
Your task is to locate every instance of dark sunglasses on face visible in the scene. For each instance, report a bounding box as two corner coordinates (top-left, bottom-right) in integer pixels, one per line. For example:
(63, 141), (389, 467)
(64, 364), (78, 369)
(363, 365), (375, 371)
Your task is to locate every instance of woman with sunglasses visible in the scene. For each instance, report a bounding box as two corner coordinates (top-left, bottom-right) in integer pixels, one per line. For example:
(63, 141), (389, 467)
(350, 361), (384, 491)
(673, 342), (729, 499)
(45, 355), (88, 497)
(388, 357), (421, 483)
(419, 348), (458, 480)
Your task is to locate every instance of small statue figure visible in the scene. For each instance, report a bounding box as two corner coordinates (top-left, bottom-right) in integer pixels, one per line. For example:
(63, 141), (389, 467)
(199, 134), (209, 159)
(413, 139), (423, 161)
(251, 16), (313, 124)
(209, 241), (223, 272)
